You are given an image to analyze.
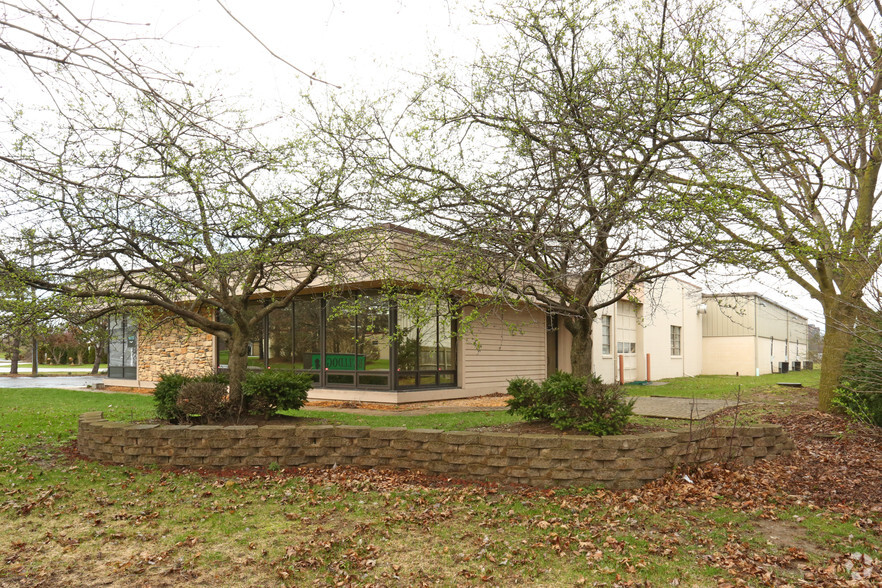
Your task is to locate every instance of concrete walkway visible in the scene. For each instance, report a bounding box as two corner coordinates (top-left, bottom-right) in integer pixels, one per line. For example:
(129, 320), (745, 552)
(0, 375), (104, 389)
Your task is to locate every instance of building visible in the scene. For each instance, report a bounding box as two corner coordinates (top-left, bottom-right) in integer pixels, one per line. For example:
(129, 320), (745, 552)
(701, 293), (810, 376)
(106, 277), (705, 403)
(108, 226), (831, 401)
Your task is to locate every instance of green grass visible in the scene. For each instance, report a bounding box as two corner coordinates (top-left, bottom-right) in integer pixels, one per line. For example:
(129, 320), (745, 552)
(626, 369), (821, 399)
(0, 387), (879, 586)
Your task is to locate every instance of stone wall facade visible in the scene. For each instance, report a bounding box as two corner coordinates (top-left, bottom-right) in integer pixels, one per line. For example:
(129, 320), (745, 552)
(138, 318), (214, 382)
(78, 413), (794, 489)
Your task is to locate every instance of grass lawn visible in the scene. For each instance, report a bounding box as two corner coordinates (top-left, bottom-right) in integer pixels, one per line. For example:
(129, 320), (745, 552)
(627, 369), (822, 399)
(1, 386), (879, 586)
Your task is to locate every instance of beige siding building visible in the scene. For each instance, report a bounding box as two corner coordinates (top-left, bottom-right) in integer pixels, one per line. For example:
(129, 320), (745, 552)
(555, 277), (704, 384)
(701, 293), (809, 376)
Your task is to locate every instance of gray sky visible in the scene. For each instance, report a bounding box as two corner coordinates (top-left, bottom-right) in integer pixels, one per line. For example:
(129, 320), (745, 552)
(6, 0), (827, 325)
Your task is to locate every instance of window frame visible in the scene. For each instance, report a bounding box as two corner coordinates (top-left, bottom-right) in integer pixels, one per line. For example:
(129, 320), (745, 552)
(670, 325), (682, 357)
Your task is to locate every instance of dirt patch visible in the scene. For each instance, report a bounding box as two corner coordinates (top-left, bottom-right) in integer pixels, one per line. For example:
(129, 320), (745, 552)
(753, 519), (833, 558)
(467, 420), (668, 435)
(137, 413), (330, 427)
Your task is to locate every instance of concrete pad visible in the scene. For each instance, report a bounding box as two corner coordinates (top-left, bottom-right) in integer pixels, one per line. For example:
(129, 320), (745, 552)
(0, 375), (104, 389)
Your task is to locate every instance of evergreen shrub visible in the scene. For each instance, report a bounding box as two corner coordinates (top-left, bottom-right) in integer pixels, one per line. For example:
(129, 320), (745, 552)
(242, 370), (312, 418)
(507, 371), (634, 435)
(153, 372), (229, 421)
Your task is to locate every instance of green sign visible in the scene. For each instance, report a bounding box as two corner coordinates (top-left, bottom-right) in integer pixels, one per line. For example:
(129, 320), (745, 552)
(307, 354), (366, 371)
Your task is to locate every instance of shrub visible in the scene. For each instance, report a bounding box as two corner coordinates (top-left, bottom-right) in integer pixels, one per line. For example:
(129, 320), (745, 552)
(153, 372), (229, 422)
(176, 381), (229, 423)
(507, 371), (634, 436)
(832, 384), (882, 427)
(242, 370), (312, 418)
(154, 373), (189, 421)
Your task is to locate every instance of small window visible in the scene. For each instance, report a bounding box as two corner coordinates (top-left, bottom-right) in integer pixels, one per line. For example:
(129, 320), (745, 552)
(671, 325), (682, 356)
(601, 316), (611, 355)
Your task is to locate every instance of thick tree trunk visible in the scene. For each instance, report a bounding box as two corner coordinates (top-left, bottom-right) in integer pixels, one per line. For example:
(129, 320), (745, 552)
(76, 349), (84, 365)
(225, 333), (250, 415)
(9, 336), (20, 375)
(567, 314), (595, 377)
(91, 344), (102, 375)
(818, 303), (859, 412)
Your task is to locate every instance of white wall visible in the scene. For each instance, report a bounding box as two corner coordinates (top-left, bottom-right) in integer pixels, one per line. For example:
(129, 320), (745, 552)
(557, 277), (703, 383)
(703, 336), (757, 376)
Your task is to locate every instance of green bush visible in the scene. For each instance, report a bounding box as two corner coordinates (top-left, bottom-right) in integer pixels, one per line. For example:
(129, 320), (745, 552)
(176, 381), (229, 423)
(832, 384), (882, 427)
(154, 373), (189, 421)
(242, 370), (312, 418)
(507, 371), (634, 436)
(153, 372), (229, 422)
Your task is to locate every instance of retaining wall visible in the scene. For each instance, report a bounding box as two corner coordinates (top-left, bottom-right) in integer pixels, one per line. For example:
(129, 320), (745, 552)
(78, 412), (794, 489)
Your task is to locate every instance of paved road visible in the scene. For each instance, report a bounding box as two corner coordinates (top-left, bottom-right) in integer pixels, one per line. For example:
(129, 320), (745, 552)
(0, 375), (104, 389)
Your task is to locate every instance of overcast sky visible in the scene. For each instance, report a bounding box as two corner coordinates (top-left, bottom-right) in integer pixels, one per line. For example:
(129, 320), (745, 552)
(7, 0), (827, 325)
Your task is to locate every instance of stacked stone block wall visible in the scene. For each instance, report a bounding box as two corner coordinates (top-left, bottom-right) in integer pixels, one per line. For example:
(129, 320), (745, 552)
(78, 413), (793, 489)
(138, 318), (214, 382)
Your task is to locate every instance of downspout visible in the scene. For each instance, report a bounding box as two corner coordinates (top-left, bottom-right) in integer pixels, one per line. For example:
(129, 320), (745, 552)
(754, 295), (760, 377)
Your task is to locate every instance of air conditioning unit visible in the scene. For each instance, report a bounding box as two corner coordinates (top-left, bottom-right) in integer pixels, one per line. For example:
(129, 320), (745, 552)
(778, 362), (789, 374)
(792, 361), (801, 372)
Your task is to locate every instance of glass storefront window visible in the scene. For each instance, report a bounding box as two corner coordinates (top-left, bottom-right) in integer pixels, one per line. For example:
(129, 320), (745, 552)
(267, 305), (294, 369)
(215, 291), (454, 391)
(293, 297), (321, 370)
(395, 295), (456, 389)
(107, 315), (137, 379)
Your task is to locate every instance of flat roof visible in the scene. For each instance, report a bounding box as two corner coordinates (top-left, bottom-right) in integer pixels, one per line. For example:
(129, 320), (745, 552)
(702, 292), (808, 321)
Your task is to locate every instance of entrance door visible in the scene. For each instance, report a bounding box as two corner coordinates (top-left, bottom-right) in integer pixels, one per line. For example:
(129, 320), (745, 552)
(616, 302), (637, 382)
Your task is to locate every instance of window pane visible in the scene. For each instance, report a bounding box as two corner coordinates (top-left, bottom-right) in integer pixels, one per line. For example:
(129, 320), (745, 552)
(420, 373), (438, 386)
(419, 309), (438, 371)
(327, 373), (355, 385)
(601, 316), (611, 355)
(396, 372), (417, 387)
(396, 296), (420, 371)
(357, 295), (390, 372)
(438, 301), (455, 371)
(267, 305), (294, 369)
(671, 325), (681, 356)
(245, 303), (265, 369)
(216, 309), (233, 369)
(108, 316), (125, 378)
(358, 374), (389, 387)
(326, 298), (356, 368)
(294, 298), (321, 370)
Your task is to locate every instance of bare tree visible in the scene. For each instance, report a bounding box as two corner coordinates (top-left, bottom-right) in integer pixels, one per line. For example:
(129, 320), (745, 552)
(328, 0), (747, 377)
(0, 83), (379, 408)
(677, 0), (882, 410)
(0, 1), (388, 409)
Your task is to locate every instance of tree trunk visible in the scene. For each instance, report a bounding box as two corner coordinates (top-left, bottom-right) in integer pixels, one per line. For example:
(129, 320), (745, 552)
(9, 336), (20, 375)
(31, 338), (37, 376)
(76, 349), (84, 365)
(818, 303), (859, 412)
(91, 344), (102, 375)
(225, 333), (250, 415)
(566, 314), (595, 377)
